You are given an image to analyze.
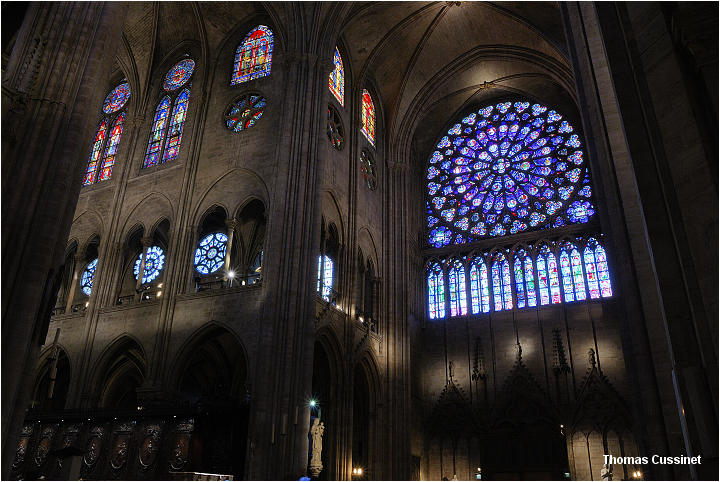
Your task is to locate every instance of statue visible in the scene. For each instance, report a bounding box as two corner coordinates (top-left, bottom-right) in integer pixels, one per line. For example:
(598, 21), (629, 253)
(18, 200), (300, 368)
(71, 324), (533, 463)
(308, 418), (325, 477)
(600, 463), (612, 481)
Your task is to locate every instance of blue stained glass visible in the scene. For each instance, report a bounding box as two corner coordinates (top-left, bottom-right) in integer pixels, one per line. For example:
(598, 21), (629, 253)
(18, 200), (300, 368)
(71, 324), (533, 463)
(194, 233), (228, 274)
(449, 261), (467, 316)
(428, 263), (446, 319)
(317, 255), (334, 301)
(232, 26), (273, 84)
(514, 254), (526, 308)
(426, 100), (595, 246)
(81, 258), (98, 295)
(134, 246), (165, 284)
(524, 256), (537, 307)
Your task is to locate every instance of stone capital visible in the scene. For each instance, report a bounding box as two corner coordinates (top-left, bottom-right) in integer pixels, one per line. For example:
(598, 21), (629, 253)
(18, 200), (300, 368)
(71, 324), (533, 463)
(141, 236), (154, 248)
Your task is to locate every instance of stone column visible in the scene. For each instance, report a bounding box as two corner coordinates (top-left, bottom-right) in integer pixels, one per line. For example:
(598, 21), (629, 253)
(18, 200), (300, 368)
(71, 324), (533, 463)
(1, 3), (127, 476)
(134, 236), (153, 300)
(64, 251), (86, 313)
(224, 218), (237, 281)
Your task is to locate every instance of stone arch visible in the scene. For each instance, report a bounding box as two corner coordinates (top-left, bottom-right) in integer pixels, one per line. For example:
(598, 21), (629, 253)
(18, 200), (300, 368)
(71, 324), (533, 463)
(119, 191), (174, 243)
(30, 344), (71, 410)
(352, 351), (382, 480)
(88, 334), (147, 409)
(321, 190), (345, 246)
(193, 168), (269, 226)
(168, 321), (249, 401)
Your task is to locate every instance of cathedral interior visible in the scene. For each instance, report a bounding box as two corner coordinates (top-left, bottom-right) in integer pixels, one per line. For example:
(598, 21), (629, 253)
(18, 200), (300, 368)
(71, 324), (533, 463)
(1, 1), (718, 481)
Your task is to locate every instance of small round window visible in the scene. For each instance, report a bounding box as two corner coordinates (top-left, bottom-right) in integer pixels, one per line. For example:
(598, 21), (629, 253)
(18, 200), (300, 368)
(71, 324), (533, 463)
(80, 258), (98, 295)
(134, 246), (165, 284)
(194, 233), (228, 275)
(360, 150), (377, 191)
(164, 59), (195, 92)
(225, 94), (266, 132)
(327, 105), (344, 150)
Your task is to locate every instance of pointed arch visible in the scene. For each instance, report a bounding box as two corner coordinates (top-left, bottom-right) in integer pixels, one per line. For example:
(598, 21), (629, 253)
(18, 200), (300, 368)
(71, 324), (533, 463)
(448, 258), (467, 317)
(427, 262), (445, 319)
(89, 335), (147, 408)
(231, 25), (274, 84)
(469, 255), (490, 314)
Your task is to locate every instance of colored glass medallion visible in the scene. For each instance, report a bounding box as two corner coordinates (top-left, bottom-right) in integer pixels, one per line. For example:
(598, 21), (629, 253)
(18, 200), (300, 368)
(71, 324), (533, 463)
(164, 59), (195, 92)
(225, 94), (266, 132)
(327, 106), (344, 150)
(134, 246), (165, 284)
(103, 82), (131, 114)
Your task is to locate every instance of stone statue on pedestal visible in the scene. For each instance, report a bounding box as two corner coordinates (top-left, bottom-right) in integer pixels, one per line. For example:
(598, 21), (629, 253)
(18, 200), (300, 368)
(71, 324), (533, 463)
(308, 418), (325, 477)
(600, 463), (613, 481)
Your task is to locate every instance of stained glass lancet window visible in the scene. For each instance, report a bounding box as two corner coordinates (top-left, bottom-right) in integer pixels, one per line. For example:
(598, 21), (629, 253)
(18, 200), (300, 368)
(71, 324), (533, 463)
(83, 82), (130, 185)
(513, 250), (527, 308)
(448, 260), (467, 317)
(427, 263), (446, 319)
(426, 101), (596, 248)
(361, 89), (375, 145)
(586, 238), (612, 297)
(99, 113), (125, 181)
(163, 89), (189, 163)
(232, 25), (273, 85)
(83, 120), (108, 185)
(317, 255), (334, 302)
(329, 47), (344, 106)
(144, 97), (171, 168)
(80, 259), (98, 296)
(194, 233), (228, 275)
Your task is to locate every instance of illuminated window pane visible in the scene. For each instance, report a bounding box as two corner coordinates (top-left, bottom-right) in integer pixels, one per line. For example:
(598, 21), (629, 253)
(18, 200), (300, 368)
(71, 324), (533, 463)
(560, 250), (575, 302)
(502, 258), (513, 310)
(584, 245), (600, 299)
(571, 248), (586, 301)
(231, 25), (273, 84)
(162, 89), (189, 164)
(98, 113), (125, 182)
(514, 255), (526, 309)
(134, 246), (165, 284)
(361, 89), (375, 145)
(143, 97), (171, 168)
(194, 233), (228, 275)
(427, 263), (446, 319)
(83, 119), (108, 185)
(425, 100), (595, 247)
(492, 259), (503, 311)
(449, 261), (467, 317)
(595, 244), (612, 297)
(80, 258), (98, 296)
(537, 255), (550, 306)
(329, 47), (344, 106)
(479, 261), (490, 313)
(547, 252), (561, 304)
(524, 256), (537, 307)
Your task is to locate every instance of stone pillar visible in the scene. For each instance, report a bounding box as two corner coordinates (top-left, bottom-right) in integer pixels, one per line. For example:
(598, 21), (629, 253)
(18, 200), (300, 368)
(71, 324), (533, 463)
(224, 218), (237, 281)
(64, 251), (85, 313)
(134, 236), (153, 300)
(1, 3), (127, 477)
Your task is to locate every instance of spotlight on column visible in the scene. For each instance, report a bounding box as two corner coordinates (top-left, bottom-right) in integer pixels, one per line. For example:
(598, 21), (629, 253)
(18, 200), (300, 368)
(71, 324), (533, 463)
(227, 270), (236, 279)
(309, 399), (317, 408)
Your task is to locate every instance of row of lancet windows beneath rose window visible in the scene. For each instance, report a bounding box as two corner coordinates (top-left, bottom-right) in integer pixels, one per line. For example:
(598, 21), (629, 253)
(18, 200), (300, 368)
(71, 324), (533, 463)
(53, 202), (266, 315)
(83, 24), (376, 186)
(316, 221), (379, 331)
(426, 237), (612, 320)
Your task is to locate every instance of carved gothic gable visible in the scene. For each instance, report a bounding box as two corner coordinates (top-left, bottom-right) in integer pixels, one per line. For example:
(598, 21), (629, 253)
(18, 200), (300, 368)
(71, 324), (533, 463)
(571, 364), (632, 433)
(491, 358), (557, 430)
(426, 381), (480, 439)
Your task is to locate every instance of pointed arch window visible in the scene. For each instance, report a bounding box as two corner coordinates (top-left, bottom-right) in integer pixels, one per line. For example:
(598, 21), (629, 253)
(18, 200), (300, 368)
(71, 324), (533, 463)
(232, 25), (274, 85)
(329, 47), (344, 106)
(469, 258), (490, 314)
(317, 255), (334, 302)
(361, 89), (375, 145)
(427, 263), (445, 320)
(513, 249), (529, 308)
(585, 238), (612, 298)
(83, 82), (130, 185)
(491, 254), (513, 311)
(448, 260), (467, 317)
(143, 59), (194, 169)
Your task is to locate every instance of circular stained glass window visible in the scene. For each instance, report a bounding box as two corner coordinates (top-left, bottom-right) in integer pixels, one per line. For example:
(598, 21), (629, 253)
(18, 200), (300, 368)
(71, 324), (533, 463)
(133, 246), (165, 284)
(194, 233), (228, 275)
(327, 106), (344, 150)
(360, 150), (377, 191)
(426, 100), (595, 248)
(103, 83), (131, 114)
(225, 94), (266, 132)
(163, 59), (195, 92)
(81, 258), (98, 295)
